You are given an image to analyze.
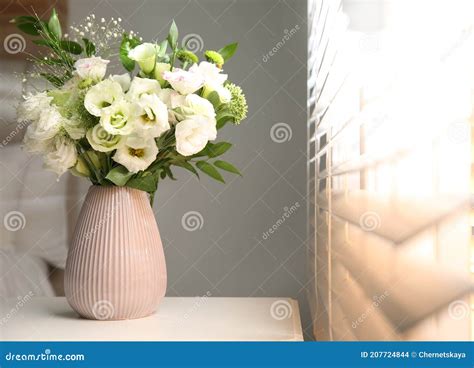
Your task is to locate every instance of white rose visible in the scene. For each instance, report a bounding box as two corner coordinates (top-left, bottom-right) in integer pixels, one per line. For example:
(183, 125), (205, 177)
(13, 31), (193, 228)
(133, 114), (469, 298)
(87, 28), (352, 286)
(162, 68), (204, 95)
(190, 61), (227, 89)
(128, 43), (157, 74)
(176, 94), (216, 120)
(100, 99), (134, 136)
(86, 124), (122, 152)
(113, 135), (158, 173)
(132, 94), (170, 138)
(110, 73), (131, 92)
(175, 115), (217, 156)
(22, 106), (63, 153)
(84, 79), (123, 117)
(43, 135), (77, 177)
(17, 92), (53, 122)
(126, 77), (161, 100)
(74, 57), (109, 80)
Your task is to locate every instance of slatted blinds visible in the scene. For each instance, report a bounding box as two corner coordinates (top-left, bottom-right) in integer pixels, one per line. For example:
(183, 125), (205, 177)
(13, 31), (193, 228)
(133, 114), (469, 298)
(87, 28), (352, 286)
(308, 0), (474, 340)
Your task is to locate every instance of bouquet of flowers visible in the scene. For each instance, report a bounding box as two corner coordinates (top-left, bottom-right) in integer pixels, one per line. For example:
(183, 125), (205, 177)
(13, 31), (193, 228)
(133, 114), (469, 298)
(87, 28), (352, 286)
(14, 10), (247, 203)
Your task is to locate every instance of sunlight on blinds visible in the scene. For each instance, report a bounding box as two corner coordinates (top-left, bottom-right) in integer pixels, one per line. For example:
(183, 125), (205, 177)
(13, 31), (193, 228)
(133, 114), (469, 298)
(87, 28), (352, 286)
(308, 0), (474, 341)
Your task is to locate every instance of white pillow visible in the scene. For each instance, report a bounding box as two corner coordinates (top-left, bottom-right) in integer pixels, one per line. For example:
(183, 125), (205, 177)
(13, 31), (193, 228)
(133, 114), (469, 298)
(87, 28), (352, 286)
(0, 143), (87, 297)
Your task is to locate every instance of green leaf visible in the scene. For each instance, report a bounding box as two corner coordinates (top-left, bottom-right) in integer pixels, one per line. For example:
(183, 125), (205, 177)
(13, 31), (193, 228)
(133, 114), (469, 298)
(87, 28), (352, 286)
(164, 166), (176, 180)
(11, 16), (37, 24)
(126, 174), (158, 193)
(33, 39), (54, 47)
(167, 20), (178, 49)
(207, 142), (232, 158)
(16, 22), (41, 36)
(157, 39), (168, 57)
(216, 108), (235, 122)
(48, 9), (62, 39)
(218, 42), (238, 62)
(82, 38), (96, 56)
(196, 161), (225, 183)
(216, 117), (232, 130)
(173, 160), (199, 178)
(60, 40), (83, 54)
(105, 165), (134, 186)
(214, 160), (242, 176)
(206, 91), (221, 110)
(120, 34), (141, 72)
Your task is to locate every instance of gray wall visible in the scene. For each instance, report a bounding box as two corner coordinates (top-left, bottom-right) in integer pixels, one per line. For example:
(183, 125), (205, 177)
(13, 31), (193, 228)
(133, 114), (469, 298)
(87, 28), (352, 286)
(72, 0), (310, 338)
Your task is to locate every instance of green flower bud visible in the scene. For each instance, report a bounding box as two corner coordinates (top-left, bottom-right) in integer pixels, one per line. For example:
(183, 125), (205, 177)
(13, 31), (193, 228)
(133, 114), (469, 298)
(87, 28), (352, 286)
(177, 49), (199, 64)
(204, 50), (224, 68)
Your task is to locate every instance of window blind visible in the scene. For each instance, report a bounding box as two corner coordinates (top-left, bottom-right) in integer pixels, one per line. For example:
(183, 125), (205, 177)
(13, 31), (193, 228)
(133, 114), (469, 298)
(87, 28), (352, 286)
(308, 0), (474, 341)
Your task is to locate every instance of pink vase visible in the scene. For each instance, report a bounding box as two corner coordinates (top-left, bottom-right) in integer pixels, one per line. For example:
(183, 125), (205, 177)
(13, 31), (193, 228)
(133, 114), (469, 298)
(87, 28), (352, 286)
(65, 186), (167, 320)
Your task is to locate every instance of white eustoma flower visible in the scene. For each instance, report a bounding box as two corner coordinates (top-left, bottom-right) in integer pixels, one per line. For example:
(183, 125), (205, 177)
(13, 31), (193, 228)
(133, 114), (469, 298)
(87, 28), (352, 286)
(132, 94), (170, 138)
(127, 77), (161, 100)
(17, 92), (53, 122)
(178, 94), (216, 119)
(113, 135), (158, 173)
(63, 118), (86, 139)
(158, 88), (186, 109)
(23, 106), (63, 153)
(154, 62), (171, 86)
(162, 68), (204, 95)
(175, 115), (217, 156)
(84, 79), (123, 117)
(74, 56), (109, 80)
(128, 43), (157, 74)
(43, 135), (77, 177)
(110, 73), (131, 92)
(86, 124), (122, 152)
(212, 84), (231, 103)
(191, 61), (227, 88)
(100, 99), (134, 135)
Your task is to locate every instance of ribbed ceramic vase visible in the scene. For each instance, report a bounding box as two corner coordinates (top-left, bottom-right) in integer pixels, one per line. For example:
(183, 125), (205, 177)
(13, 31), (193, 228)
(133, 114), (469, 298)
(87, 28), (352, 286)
(65, 186), (167, 320)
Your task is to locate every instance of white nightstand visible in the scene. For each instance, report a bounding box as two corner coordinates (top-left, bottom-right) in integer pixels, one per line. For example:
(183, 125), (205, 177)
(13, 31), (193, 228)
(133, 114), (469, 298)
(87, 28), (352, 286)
(1, 297), (303, 341)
